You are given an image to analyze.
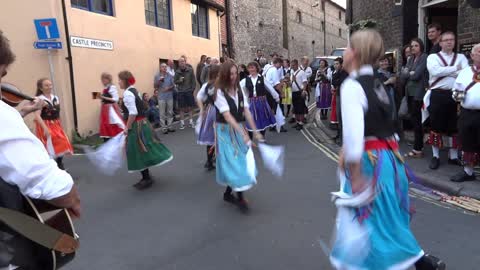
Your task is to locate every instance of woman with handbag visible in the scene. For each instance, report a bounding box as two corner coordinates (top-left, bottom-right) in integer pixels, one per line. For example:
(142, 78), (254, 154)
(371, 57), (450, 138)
(401, 38), (428, 158)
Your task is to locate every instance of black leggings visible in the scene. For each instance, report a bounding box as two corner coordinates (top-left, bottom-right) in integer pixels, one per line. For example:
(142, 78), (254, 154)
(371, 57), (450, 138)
(281, 104), (292, 117)
(206, 145), (215, 163)
(408, 96), (424, 151)
(225, 186), (244, 200)
(141, 169), (151, 180)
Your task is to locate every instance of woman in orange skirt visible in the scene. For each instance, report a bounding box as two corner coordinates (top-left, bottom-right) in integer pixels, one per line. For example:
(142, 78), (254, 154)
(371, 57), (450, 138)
(34, 78), (73, 170)
(98, 72), (124, 141)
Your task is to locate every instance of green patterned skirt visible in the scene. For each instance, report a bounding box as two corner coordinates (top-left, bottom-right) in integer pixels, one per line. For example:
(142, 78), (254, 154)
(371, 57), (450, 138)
(126, 119), (173, 172)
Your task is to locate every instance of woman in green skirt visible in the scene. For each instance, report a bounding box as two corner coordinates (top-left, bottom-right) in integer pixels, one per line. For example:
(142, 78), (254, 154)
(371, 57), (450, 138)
(119, 70), (173, 189)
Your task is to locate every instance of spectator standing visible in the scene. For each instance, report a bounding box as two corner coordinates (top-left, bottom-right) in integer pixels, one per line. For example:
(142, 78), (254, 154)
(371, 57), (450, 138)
(427, 23), (442, 54)
(425, 32), (468, 169)
(200, 57), (219, 85)
(282, 59), (293, 119)
(402, 38), (428, 159)
(157, 63), (176, 134)
(301, 57), (313, 120)
(290, 59), (309, 130)
(175, 57), (197, 129)
(377, 55), (397, 121)
(254, 49), (263, 64)
(196, 55), (208, 85)
(166, 59), (177, 115)
(331, 57), (348, 141)
(451, 44), (480, 182)
(315, 59), (333, 120)
(239, 64), (248, 81)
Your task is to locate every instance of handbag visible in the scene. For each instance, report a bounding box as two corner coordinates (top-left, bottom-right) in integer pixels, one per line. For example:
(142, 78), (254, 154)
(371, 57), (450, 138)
(398, 96), (409, 119)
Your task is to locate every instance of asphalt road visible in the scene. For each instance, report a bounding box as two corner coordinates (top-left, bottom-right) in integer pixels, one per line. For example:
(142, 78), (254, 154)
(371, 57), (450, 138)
(65, 125), (480, 270)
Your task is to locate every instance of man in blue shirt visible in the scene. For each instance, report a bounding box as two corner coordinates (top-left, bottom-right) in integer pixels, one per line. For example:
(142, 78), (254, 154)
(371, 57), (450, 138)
(156, 63), (176, 134)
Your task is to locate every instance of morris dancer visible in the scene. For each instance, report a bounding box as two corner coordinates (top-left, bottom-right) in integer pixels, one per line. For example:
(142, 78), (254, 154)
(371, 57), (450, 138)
(97, 72), (124, 141)
(425, 31), (468, 170)
(451, 43), (480, 183)
(214, 61), (263, 212)
(119, 70), (173, 190)
(240, 62), (279, 138)
(290, 59), (309, 130)
(34, 78), (73, 170)
(315, 59), (332, 120)
(331, 29), (445, 270)
(196, 65), (221, 171)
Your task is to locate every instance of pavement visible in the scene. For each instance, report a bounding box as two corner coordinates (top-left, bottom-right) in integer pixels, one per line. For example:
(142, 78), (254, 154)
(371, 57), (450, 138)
(62, 117), (480, 269)
(311, 110), (480, 201)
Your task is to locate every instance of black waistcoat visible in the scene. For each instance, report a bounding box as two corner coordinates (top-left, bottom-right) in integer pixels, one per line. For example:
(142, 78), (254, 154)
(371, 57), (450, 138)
(121, 88), (146, 121)
(40, 97), (60, 120)
(357, 75), (395, 139)
(102, 86), (115, 104)
(245, 76), (267, 97)
(203, 83), (215, 105)
(216, 90), (245, 123)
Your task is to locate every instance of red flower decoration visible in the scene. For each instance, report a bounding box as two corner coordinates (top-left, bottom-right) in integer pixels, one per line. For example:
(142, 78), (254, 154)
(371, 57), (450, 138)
(128, 76), (136, 85)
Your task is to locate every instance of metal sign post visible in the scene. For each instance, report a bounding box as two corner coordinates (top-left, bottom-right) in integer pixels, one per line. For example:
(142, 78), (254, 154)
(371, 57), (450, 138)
(34, 18), (61, 96)
(46, 49), (57, 96)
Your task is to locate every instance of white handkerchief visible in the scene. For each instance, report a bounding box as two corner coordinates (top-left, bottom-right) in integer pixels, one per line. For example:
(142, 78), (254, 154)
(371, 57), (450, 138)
(258, 143), (285, 178)
(195, 114), (203, 136)
(275, 104), (285, 133)
(246, 147), (257, 182)
(85, 133), (126, 176)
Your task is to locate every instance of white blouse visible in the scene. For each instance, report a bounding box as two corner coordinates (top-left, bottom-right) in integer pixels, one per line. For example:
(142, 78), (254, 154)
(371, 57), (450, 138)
(214, 88), (250, 114)
(454, 66), (480, 110)
(196, 83), (215, 102)
(239, 74), (280, 101)
(340, 66), (371, 163)
(107, 84), (120, 102)
(0, 100), (73, 200)
(123, 86), (138, 116)
(427, 51), (468, 90)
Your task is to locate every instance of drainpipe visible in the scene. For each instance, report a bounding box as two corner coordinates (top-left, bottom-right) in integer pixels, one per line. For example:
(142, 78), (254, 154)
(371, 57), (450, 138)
(224, 0), (233, 58)
(61, 0), (79, 135)
(217, 10), (222, 57)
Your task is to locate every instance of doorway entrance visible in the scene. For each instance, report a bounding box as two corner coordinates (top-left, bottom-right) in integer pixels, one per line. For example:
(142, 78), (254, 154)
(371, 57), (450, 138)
(418, 0), (458, 51)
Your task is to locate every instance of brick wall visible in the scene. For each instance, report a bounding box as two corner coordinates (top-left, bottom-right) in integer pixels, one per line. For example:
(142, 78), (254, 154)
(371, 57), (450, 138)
(211, 0), (228, 45)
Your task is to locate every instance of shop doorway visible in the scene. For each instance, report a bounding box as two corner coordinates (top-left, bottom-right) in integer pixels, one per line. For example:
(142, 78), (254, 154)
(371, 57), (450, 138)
(418, 0), (458, 52)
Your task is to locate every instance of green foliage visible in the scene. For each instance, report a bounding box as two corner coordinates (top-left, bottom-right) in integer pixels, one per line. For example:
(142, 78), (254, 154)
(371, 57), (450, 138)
(349, 19), (378, 33)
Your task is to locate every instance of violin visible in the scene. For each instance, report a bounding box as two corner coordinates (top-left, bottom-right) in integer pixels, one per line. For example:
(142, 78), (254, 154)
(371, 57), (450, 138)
(1, 82), (35, 107)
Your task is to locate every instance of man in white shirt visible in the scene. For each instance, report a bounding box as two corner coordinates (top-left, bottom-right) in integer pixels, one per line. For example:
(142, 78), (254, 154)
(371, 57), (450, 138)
(0, 31), (81, 270)
(300, 57), (313, 120)
(425, 31), (469, 170)
(265, 57), (287, 132)
(290, 59), (309, 130)
(262, 52), (279, 77)
(451, 43), (480, 182)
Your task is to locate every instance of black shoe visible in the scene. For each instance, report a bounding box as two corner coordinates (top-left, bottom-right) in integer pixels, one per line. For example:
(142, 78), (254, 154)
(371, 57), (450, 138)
(223, 192), (237, 204)
(168, 128), (176, 133)
(269, 127), (275, 132)
(429, 157), (440, 170)
(415, 254), (446, 270)
(133, 178), (154, 190)
(236, 199), (250, 213)
(296, 124), (304, 131)
(163, 129), (169, 134)
(288, 118), (296, 124)
(204, 161), (209, 168)
(207, 163), (216, 171)
(448, 158), (462, 166)
(450, 171), (476, 182)
(280, 126), (288, 133)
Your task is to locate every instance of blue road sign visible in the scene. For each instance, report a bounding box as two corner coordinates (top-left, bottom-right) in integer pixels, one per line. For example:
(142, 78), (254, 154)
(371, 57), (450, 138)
(34, 41), (62, 50)
(34, 18), (60, 40)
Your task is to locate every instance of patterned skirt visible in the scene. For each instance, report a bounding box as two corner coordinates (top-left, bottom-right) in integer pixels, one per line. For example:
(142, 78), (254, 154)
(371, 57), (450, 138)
(282, 86), (293, 105)
(126, 118), (173, 172)
(197, 104), (216, 146)
(216, 122), (256, 192)
(35, 119), (74, 158)
(99, 103), (124, 138)
(316, 82), (332, 109)
(331, 147), (423, 269)
(246, 96), (277, 131)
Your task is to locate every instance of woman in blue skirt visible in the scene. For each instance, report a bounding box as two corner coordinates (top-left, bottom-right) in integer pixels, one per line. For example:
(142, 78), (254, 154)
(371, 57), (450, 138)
(214, 61), (264, 212)
(196, 65), (221, 171)
(240, 62), (279, 138)
(331, 30), (445, 270)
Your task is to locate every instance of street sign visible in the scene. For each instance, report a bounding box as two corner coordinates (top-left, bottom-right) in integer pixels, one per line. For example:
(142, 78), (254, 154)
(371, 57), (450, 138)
(34, 41), (62, 50)
(34, 18), (60, 40)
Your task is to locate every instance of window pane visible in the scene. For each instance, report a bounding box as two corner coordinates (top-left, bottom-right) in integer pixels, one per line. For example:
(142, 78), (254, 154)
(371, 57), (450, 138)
(198, 6), (208, 38)
(145, 0), (156, 25)
(92, 0), (112, 14)
(157, 0), (171, 29)
(191, 4), (199, 36)
(71, 0), (88, 8)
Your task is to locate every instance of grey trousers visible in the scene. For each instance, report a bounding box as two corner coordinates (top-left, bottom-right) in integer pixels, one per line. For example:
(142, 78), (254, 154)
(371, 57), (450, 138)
(159, 99), (174, 129)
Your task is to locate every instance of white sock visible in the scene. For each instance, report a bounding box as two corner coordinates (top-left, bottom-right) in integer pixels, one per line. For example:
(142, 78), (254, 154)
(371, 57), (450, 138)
(464, 166), (474, 176)
(432, 146), (440, 158)
(189, 118), (194, 124)
(449, 149), (458, 160)
(180, 120), (185, 125)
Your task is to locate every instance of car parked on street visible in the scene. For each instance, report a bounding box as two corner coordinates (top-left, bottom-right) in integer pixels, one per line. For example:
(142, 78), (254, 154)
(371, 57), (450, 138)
(330, 48), (346, 57)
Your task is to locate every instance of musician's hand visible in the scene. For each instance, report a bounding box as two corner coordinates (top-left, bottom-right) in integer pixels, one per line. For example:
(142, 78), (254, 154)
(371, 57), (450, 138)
(20, 98), (45, 117)
(67, 186), (81, 219)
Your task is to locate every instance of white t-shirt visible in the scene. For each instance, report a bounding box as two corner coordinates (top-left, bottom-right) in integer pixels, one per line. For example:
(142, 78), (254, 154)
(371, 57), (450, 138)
(214, 88), (250, 114)
(454, 66), (480, 110)
(0, 100), (73, 200)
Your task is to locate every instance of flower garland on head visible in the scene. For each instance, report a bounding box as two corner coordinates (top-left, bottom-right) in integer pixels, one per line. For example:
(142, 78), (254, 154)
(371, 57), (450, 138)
(128, 76), (136, 86)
